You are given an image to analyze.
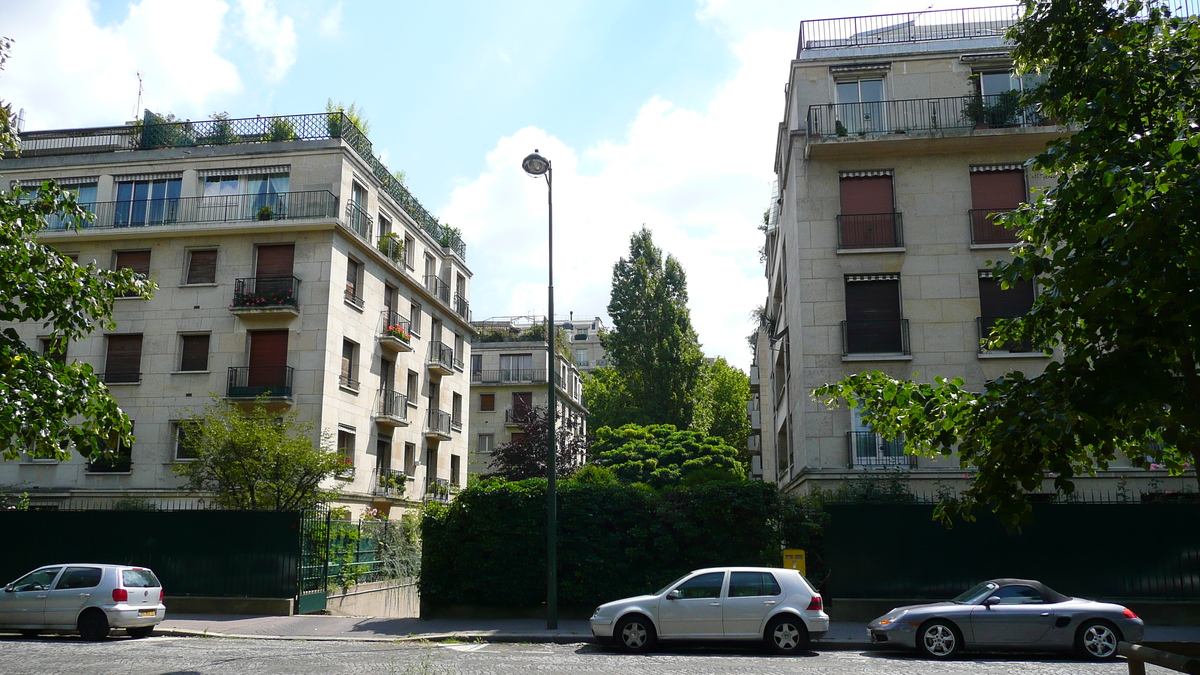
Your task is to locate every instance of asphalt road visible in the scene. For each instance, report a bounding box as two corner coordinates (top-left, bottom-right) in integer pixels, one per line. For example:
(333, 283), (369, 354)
(0, 635), (1152, 675)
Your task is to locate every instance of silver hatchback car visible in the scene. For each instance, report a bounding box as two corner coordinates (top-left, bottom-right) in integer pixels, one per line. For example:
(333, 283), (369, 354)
(0, 564), (166, 640)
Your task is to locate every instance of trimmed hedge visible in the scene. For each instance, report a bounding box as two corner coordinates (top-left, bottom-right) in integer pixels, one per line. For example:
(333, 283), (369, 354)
(420, 478), (825, 609)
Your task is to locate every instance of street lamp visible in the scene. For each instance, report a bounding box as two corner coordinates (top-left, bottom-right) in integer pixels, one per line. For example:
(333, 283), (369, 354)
(522, 149), (557, 630)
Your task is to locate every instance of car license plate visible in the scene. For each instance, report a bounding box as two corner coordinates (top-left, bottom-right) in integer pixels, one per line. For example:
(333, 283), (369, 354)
(138, 609), (156, 617)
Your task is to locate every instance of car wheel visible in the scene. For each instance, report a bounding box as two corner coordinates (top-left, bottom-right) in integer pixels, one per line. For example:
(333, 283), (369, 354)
(916, 619), (962, 659)
(127, 626), (154, 639)
(614, 614), (656, 654)
(19, 630), (39, 639)
(78, 609), (110, 641)
(1076, 620), (1121, 660)
(765, 614), (810, 655)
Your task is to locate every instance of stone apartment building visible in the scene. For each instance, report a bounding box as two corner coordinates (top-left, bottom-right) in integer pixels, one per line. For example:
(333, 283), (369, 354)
(562, 314), (608, 374)
(0, 111), (473, 516)
(751, 6), (1187, 496)
(468, 316), (587, 476)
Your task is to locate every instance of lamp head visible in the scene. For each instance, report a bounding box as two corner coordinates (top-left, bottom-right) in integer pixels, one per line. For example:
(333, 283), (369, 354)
(522, 150), (550, 176)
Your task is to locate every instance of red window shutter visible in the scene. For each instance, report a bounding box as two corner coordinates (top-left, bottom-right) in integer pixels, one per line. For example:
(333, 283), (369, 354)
(480, 394), (495, 412)
(255, 244), (295, 277)
(105, 335), (143, 380)
(186, 250), (218, 284)
(115, 250), (151, 276)
(970, 170), (1026, 210)
(179, 334), (210, 371)
(249, 330), (288, 368)
(839, 176), (894, 215)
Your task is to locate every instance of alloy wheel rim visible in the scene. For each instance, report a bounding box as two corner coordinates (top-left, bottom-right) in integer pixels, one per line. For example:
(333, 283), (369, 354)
(1084, 626), (1116, 657)
(924, 625), (955, 655)
(774, 623), (799, 649)
(622, 622), (646, 648)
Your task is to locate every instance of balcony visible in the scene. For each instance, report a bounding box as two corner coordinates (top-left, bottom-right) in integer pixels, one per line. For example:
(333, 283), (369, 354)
(375, 389), (409, 428)
(969, 208), (1019, 245)
(978, 316), (1041, 355)
(470, 369), (548, 385)
(41, 190), (338, 232)
(423, 275), (451, 305)
(425, 409), (452, 440)
(798, 5), (1018, 51)
(345, 201), (372, 241)
(505, 407), (534, 428)
(427, 342), (454, 375)
(842, 319), (911, 357)
(846, 431), (913, 469)
(100, 371), (141, 385)
(378, 310), (413, 352)
(377, 233), (405, 264)
(454, 293), (471, 321)
(807, 94), (1052, 139)
(424, 477), (453, 503)
(837, 213), (904, 250)
(749, 409), (762, 431)
(373, 468), (408, 498)
(229, 276), (301, 317)
(226, 365), (294, 399)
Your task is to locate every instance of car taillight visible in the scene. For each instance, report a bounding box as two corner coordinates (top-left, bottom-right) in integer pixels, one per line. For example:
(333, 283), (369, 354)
(112, 588), (128, 602)
(807, 595), (823, 611)
(160, 589), (165, 602)
(1124, 608), (1139, 619)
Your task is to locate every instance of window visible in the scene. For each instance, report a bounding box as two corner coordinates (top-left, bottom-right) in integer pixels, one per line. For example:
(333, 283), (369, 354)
(452, 393), (463, 427)
(835, 78), (884, 134)
(185, 249), (218, 285)
(178, 334), (210, 372)
(404, 234), (416, 270)
(575, 349), (588, 366)
(510, 432), (527, 445)
(728, 571), (782, 598)
(470, 354), (482, 376)
(478, 433), (494, 454)
(340, 340), (359, 390)
(41, 182), (97, 230)
(104, 334), (143, 383)
(451, 455), (461, 486)
(991, 585), (1045, 605)
(345, 256), (363, 306)
(40, 337), (67, 366)
(454, 335), (464, 369)
(337, 428), (356, 467)
(970, 167), (1026, 245)
(55, 567), (103, 590)
(115, 177), (181, 226)
(378, 213), (392, 236)
(88, 424), (133, 473)
(11, 568), (62, 592)
(174, 421), (199, 461)
(404, 442), (417, 475)
(838, 173), (898, 249)
(115, 250), (152, 296)
(255, 243), (295, 277)
(978, 272), (1035, 353)
(410, 302), (422, 336)
(500, 354), (534, 382)
(407, 370), (420, 404)
(843, 276), (906, 355)
(973, 70), (1047, 126)
(675, 572), (724, 599)
(480, 393), (495, 412)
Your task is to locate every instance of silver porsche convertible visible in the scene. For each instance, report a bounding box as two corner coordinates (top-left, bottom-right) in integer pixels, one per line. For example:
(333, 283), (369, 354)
(868, 578), (1143, 660)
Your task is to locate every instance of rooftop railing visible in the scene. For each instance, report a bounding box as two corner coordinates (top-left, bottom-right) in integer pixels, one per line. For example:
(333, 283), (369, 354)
(808, 94), (1050, 138)
(798, 5), (1019, 52)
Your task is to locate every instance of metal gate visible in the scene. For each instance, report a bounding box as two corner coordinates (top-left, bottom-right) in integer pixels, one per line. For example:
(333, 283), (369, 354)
(297, 508), (331, 614)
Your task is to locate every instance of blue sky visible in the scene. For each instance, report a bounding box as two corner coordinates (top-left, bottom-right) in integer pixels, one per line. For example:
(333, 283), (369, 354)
(2, 0), (1006, 369)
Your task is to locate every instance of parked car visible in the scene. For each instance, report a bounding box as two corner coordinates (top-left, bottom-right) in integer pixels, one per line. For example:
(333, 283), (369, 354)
(0, 564), (166, 640)
(867, 578), (1144, 660)
(590, 566), (829, 654)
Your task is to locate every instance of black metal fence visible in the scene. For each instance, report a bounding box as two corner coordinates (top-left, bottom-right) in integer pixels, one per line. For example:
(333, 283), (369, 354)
(798, 5), (1019, 52)
(823, 502), (1200, 601)
(841, 319), (911, 356)
(41, 191), (338, 231)
(808, 94), (1050, 138)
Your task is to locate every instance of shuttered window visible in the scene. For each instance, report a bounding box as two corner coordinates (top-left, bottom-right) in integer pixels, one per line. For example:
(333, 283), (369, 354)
(839, 176), (898, 248)
(179, 334), (210, 372)
(844, 278), (904, 354)
(104, 334), (143, 383)
(345, 257), (362, 304)
(186, 250), (218, 285)
(340, 340), (358, 389)
(255, 244), (294, 277)
(979, 275), (1034, 318)
(115, 250), (151, 276)
(970, 169), (1026, 244)
(480, 393), (495, 412)
(41, 338), (67, 366)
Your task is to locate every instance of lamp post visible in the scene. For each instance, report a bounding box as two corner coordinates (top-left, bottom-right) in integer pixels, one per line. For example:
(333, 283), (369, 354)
(521, 149), (557, 630)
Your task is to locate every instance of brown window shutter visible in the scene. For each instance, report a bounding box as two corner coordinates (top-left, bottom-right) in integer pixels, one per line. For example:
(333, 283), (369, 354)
(249, 330), (289, 368)
(839, 176), (894, 215)
(186, 250), (218, 284)
(255, 244), (295, 277)
(115, 250), (151, 276)
(179, 334), (210, 371)
(480, 393), (495, 412)
(845, 280), (901, 321)
(105, 334), (143, 380)
(341, 341), (354, 381)
(971, 170), (1026, 210)
(979, 277), (1034, 318)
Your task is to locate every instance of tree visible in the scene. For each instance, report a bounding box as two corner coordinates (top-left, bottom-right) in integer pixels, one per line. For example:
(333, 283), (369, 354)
(591, 423), (746, 488)
(813, 0), (1200, 526)
(488, 405), (588, 480)
(581, 366), (636, 432)
(174, 398), (344, 510)
(325, 98), (370, 136)
(691, 357), (752, 452)
(0, 38), (156, 462)
(601, 228), (705, 429)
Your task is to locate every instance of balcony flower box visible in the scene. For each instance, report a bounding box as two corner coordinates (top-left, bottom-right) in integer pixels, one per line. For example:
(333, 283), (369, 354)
(231, 288), (296, 308)
(385, 324), (411, 342)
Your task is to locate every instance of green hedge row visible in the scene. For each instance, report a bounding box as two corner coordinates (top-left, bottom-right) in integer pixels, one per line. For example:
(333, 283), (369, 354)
(420, 479), (825, 609)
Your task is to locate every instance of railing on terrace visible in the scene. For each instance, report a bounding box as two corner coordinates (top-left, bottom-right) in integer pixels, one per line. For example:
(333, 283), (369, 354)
(426, 409), (452, 436)
(505, 407), (534, 426)
(232, 276), (300, 309)
(345, 201), (372, 240)
(837, 213), (904, 249)
(378, 235), (405, 264)
(969, 208), (1019, 245)
(16, 111), (466, 259)
(454, 293), (471, 321)
(376, 389), (409, 421)
(424, 477), (453, 503)
(424, 275), (451, 303)
(842, 319), (911, 356)
(798, 5), (1018, 52)
(470, 369), (548, 385)
(428, 342), (454, 371)
(100, 371), (141, 385)
(846, 431), (912, 468)
(41, 190), (338, 231)
(808, 94), (1051, 138)
(373, 468), (408, 497)
(380, 310), (412, 341)
(227, 365), (294, 398)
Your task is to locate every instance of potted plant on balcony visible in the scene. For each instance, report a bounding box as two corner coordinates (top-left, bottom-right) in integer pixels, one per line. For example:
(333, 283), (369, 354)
(380, 473), (406, 493)
(384, 323), (411, 342)
(377, 232), (404, 262)
(334, 457), (355, 481)
(257, 205), (275, 221)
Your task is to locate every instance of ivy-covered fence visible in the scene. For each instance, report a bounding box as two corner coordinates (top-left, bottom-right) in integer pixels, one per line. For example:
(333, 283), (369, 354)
(420, 479), (825, 612)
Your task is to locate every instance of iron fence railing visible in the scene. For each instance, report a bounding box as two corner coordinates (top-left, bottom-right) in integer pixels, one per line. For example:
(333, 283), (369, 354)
(969, 208), (1019, 245)
(373, 468), (407, 497)
(454, 293), (470, 321)
(100, 371), (141, 384)
(428, 342), (454, 371)
(798, 5), (1019, 52)
(837, 212), (904, 249)
(379, 310), (412, 343)
(227, 365), (294, 398)
(471, 369), (548, 385)
(808, 94), (1051, 138)
(40, 190), (338, 231)
(426, 409), (452, 436)
(846, 431), (912, 468)
(377, 235), (404, 263)
(842, 319), (911, 356)
(376, 389), (409, 421)
(345, 200), (372, 240)
(977, 316), (1039, 354)
(505, 407), (534, 426)
(232, 276), (300, 309)
(424, 477), (453, 502)
(424, 275), (451, 303)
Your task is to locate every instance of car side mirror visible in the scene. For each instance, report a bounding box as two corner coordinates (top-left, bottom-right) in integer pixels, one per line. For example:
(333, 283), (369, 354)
(667, 590), (681, 601)
(3, 584), (12, 592)
(983, 595), (1001, 607)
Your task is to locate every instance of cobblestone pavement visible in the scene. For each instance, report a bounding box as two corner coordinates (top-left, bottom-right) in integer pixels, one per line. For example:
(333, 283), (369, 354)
(0, 635), (1162, 675)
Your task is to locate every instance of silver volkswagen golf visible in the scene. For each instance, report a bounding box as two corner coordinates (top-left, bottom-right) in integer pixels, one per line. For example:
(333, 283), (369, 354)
(0, 564), (166, 640)
(590, 566), (829, 654)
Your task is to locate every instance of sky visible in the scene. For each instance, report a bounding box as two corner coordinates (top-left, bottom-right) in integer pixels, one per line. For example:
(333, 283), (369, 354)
(0, 0), (1007, 370)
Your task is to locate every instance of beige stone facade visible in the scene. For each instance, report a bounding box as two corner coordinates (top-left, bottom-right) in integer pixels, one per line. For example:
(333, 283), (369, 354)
(753, 7), (1190, 498)
(0, 113), (474, 516)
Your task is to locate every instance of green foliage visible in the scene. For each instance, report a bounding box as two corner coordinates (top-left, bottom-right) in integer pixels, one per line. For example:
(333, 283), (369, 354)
(172, 397), (343, 510)
(420, 479), (826, 609)
(0, 42), (156, 463)
(590, 423), (746, 488)
(602, 228), (706, 429)
(814, 1), (1200, 528)
(203, 111), (237, 145)
(268, 116), (297, 141)
(581, 366), (637, 432)
(816, 468), (917, 504)
(436, 224), (462, 249)
(690, 357), (751, 451)
(325, 98), (370, 137)
(487, 405), (588, 480)
(569, 464), (619, 485)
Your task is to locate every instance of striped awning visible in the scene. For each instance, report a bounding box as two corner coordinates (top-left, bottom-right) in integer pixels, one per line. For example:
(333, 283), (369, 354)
(971, 164), (1024, 172)
(846, 273), (899, 282)
(839, 169), (893, 178)
(113, 171), (183, 182)
(197, 165), (289, 177)
(830, 62), (891, 75)
(16, 175), (99, 187)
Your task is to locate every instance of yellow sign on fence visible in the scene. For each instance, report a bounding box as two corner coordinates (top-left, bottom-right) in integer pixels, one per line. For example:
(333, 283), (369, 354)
(782, 549), (806, 576)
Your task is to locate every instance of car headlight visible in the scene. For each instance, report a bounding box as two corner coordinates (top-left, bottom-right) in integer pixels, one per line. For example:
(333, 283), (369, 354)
(877, 609), (908, 625)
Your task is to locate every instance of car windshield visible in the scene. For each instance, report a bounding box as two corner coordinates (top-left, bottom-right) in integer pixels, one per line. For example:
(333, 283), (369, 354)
(654, 573), (693, 596)
(952, 582), (999, 604)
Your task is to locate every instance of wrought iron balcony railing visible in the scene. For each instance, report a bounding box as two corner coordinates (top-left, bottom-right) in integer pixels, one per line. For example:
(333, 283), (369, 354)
(454, 293), (471, 321)
(227, 365), (294, 398)
(846, 431), (913, 468)
(505, 407), (535, 426)
(424, 477), (453, 502)
(798, 5), (1019, 51)
(373, 468), (407, 496)
(100, 371), (141, 385)
(426, 409), (452, 436)
(969, 208), (1019, 245)
(232, 276), (300, 309)
(470, 369), (548, 385)
(345, 200), (372, 240)
(808, 94), (1051, 138)
(376, 389), (409, 421)
(379, 310), (413, 343)
(377, 234), (404, 263)
(837, 212), (904, 249)
(424, 275), (451, 304)
(841, 319), (911, 356)
(428, 342), (454, 371)
(40, 190), (338, 231)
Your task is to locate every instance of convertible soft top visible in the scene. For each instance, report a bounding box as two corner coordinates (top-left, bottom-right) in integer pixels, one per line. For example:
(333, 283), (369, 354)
(986, 578), (1072, 604)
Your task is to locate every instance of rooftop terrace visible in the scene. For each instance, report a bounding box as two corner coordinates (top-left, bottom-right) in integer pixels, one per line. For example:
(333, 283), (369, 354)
(798, 5), (1019, 54)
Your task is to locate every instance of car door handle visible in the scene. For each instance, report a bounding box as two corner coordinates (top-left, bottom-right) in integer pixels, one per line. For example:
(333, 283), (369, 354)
(764, 600), (777, 606)
(1040, 612), (1050, 617)
(78, 593), (91, 598)
(710, 602), (720, 607)
(35, 595), (47, 599)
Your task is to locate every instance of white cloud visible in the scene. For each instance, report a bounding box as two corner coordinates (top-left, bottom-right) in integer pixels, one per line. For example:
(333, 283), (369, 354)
(317, 2), (343, 39)
(2, 0), (241, 129)
(235, 0), (298, 83)
(441, 5), (800, 369)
